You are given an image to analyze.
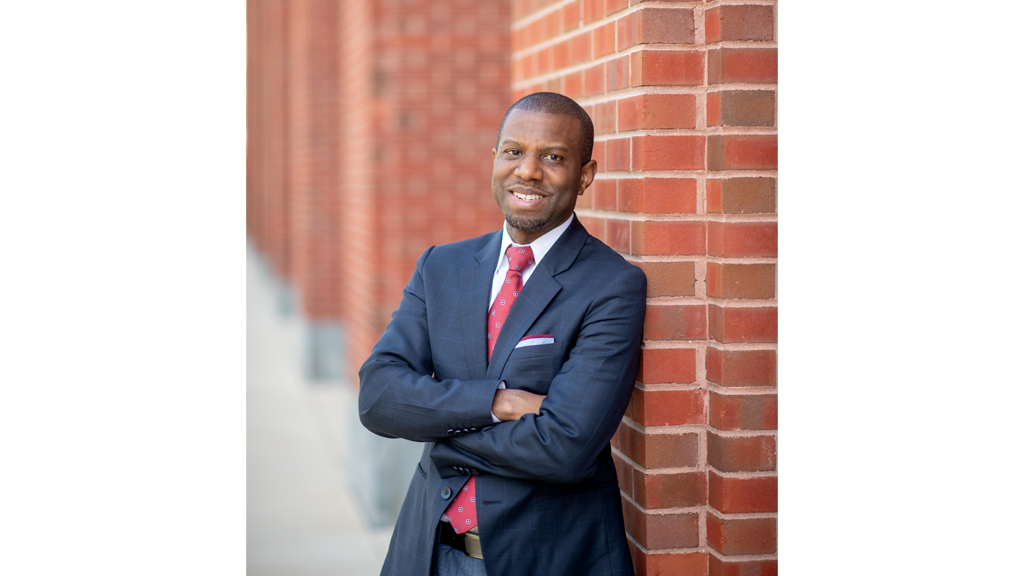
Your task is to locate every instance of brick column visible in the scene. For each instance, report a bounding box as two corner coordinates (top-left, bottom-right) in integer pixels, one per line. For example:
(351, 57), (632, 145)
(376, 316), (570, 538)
(511, 0), (777, 573)
(284, 0), (345, 379)
(704, 3), (777, 573)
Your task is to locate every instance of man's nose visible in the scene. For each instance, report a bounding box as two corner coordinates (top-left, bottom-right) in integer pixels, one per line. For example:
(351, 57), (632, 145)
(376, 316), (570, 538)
(514, 153), (542, 181)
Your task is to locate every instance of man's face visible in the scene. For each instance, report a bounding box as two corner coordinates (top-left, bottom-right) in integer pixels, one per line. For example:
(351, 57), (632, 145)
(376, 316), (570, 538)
(491, 109), (597, 245)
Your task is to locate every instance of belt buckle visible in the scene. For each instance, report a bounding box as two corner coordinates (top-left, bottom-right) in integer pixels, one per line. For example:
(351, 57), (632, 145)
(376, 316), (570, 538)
(462, 531), (483, 560)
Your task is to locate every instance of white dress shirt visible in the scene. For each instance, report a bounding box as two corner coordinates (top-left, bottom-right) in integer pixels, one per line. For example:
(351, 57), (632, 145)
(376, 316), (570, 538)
(488, 213), (574, 423)
(489, 213), (574, 306)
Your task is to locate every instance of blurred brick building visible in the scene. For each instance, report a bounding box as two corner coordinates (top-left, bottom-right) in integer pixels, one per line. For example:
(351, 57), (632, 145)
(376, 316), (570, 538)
(247, 0), (777, 573)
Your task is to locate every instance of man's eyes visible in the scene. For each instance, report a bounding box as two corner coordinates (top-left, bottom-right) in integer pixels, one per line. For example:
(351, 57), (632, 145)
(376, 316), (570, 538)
(502, 150), (563, 162)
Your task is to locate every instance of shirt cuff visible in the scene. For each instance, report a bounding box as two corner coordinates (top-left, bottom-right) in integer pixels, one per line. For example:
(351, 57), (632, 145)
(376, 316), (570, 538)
(490, 380), (506, 423)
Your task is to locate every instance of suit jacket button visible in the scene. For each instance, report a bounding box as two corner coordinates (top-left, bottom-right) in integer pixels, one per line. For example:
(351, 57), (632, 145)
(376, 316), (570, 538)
(470, 469), (479, 476)
(442, 487), (452, 500)
(453, 429), (463, 436)
(446, 428), (454, 435)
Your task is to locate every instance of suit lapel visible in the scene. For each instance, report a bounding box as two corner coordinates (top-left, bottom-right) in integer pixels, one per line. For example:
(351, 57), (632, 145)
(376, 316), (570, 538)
(485, 215), (590, 379)
(460, 232), (502, 379)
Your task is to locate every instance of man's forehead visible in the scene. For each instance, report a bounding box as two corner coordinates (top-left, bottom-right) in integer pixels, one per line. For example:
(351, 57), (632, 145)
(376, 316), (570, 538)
(498, 109), (581, 145)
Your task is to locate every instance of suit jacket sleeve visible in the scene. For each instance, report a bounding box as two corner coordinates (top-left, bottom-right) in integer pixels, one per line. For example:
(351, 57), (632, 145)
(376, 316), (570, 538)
(358, 246), (503, 443)
(429, 265), (646, 484)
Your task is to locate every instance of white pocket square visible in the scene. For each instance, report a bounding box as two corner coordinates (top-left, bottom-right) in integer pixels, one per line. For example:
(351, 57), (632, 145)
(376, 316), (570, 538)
(515, 334), (555, 348)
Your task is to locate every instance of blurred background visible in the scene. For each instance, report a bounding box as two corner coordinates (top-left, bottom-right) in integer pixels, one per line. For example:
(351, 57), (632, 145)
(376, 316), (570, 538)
(246, 0), (512, 573)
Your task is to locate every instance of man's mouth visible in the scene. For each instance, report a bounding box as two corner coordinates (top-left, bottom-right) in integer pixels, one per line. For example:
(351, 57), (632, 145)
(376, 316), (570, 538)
(512, 190), (543, 201)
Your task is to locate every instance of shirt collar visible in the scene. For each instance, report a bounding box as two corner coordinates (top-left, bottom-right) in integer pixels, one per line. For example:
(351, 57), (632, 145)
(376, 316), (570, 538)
(495, 213), (575, 274)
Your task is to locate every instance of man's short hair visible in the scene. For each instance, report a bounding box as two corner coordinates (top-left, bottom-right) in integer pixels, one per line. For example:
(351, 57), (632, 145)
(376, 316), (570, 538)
(496, 92), (595, 166)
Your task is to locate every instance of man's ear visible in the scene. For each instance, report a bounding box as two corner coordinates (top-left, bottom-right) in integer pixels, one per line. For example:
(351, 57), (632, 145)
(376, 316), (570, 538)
(578, 159), (597, 195)
(492, 148), (498, 162)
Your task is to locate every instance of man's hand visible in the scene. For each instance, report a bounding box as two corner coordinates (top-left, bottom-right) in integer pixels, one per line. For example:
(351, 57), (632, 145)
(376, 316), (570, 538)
(491, 388), (546, 422)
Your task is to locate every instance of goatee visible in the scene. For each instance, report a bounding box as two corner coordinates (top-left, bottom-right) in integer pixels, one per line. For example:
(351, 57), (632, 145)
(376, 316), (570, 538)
(504, 213), (548, 233)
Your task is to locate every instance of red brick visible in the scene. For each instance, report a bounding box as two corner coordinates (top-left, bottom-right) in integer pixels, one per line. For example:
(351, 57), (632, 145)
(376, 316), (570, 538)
(562, 0), (581, 31)
(636, 260), (696, 298)
(626, 505), (701, 550)
(637, 551), (708, 576)
(637, 347), (697, 384)
(643, 304), (707, 340)
(594, 21), (616, 58)
(631, 220), (706, 256)
(708, 391), (777, 431)
(571, 31), (592, 65)
(707, 91), (722, 126)
(634, 469), (705, 509)
(553, 38), (572, 69)
(606, 0), (630, 16)
(704, 6), (722, 43)
(706, 347), (777, 387)
(619, 94), (697, 132)
(606, 218), (630, 252)
(706, 5), (774, 43)
(606, 55), (630, 91)
(641, 7), (695, 44)
(617, 96), (643, 132)
(708, 221), (777, 257)
(591, 140), (607, 169)
(616, 11), (638, 51)
(707, 177), (776, 214)
(706, 262), (775, 299)
(632, 135), (705, 170)
(707, 134), (777, 170)
(583, 63), (605, 96)
(537, 47), (553, 75)
(545, 9), (563, 40)
(592, 178), (617, 210)
(631, 49), (704, 86)
(708, 47), (777, 84)
(583, 0), (603, 23)
(708, 304), (777, 343)
(593, 101), (616, 135)
(618, 177), (698, 214)
(707, 431), (776, 472)
(708, 470), (777, 513)
(708, 555), (778, 576)
(606, 137), (631, 171)
(577, 182), (595, 210)
(706, 514), (776, 555)
(561, 71), (581, 98)
(716, 90), (776, 127)
(578, 215), (606, 243)
(632, 387), (704, 427)
(706, 178), (722, 213)
(617, 423), (700, 468)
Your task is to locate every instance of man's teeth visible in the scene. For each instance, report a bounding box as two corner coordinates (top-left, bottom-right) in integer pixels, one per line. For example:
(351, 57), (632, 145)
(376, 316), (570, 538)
(513, 191), (542, 200)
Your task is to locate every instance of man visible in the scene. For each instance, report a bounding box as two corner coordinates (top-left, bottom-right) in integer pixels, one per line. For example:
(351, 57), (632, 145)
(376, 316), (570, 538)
(359, 92), (646, 576)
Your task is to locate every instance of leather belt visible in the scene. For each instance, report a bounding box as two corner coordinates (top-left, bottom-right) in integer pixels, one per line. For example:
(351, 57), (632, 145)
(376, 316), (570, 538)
(439, 520), (483, 559)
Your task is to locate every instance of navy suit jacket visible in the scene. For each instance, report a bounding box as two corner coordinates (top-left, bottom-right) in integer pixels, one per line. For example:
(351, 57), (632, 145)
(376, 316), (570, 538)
(359, 216), (646, 576)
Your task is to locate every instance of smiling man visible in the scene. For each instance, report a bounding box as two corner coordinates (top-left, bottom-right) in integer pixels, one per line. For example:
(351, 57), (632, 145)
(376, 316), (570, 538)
(359, 92), (646, 576)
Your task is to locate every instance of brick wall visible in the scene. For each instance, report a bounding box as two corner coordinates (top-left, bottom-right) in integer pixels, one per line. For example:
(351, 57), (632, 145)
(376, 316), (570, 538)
(510, 0), (778, 573)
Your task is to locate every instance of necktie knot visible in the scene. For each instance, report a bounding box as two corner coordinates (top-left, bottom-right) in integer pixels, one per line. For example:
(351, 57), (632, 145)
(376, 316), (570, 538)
(506, 245), (535, 273)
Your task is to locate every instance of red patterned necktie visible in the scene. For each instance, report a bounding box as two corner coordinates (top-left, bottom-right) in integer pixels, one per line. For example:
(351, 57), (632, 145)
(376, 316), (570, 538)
(444, 244), (535, 535)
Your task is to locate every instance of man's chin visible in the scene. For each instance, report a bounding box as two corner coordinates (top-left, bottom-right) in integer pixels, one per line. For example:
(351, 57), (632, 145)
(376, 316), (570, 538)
(505, 214), (547, 234)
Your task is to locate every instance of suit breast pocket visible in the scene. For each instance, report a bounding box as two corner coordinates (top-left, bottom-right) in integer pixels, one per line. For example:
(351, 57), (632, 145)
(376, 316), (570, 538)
(507, 344), (563, 393)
